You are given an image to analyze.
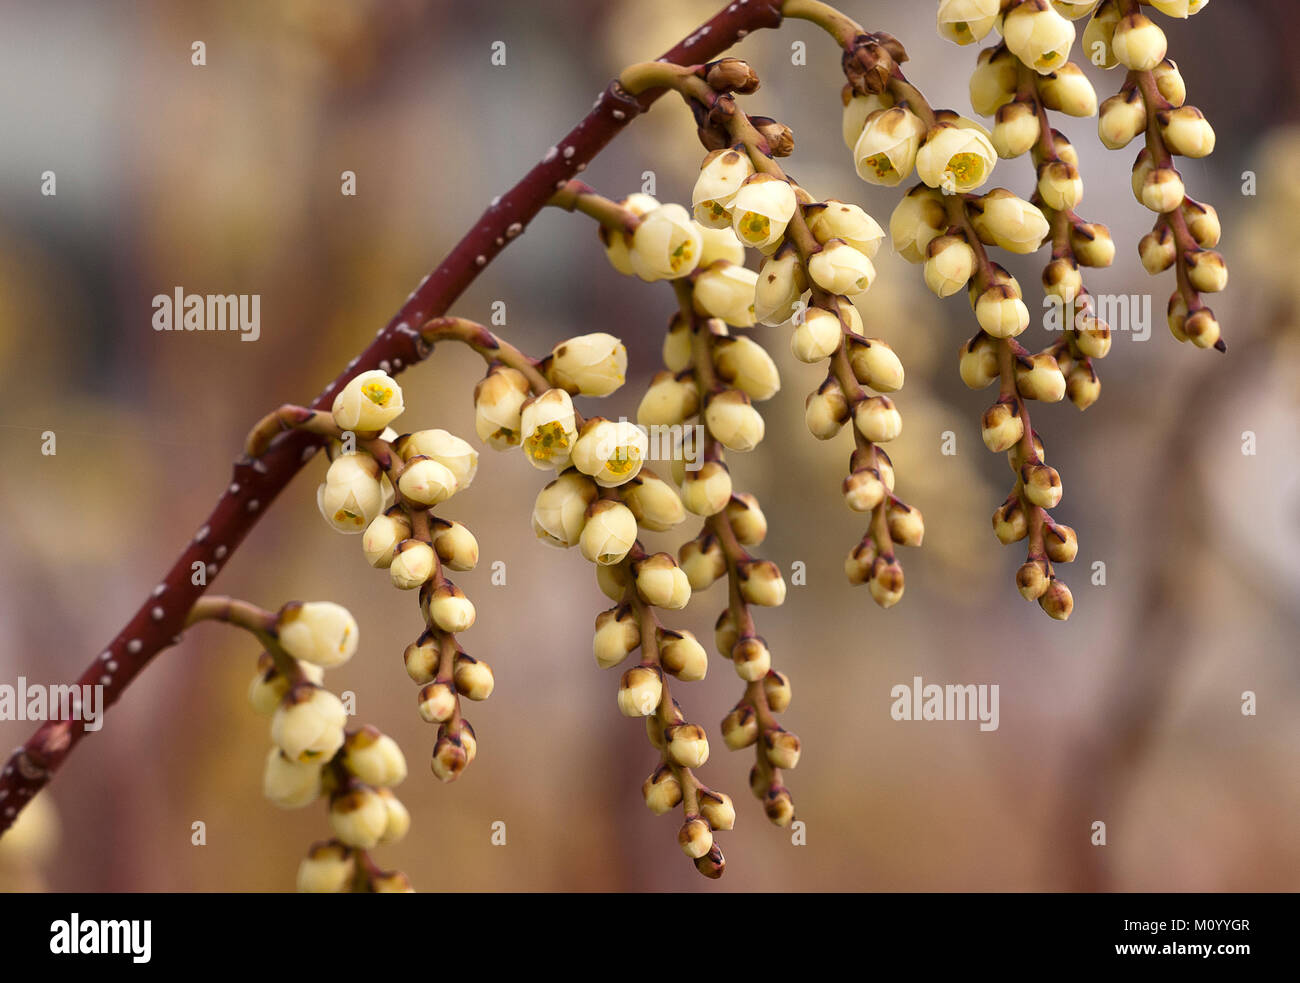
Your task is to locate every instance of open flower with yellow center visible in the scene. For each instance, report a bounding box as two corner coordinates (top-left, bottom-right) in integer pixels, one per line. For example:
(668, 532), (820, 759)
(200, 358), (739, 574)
(693, 261), (759, 326)
(548, 332), (628, 397)
(316, 453), (386, 533)
(331, 369), (405, 433)
(853, 106), (927, 186)
(629, 203), (703, 282)
(691, 147), (755, 229)
(520, 388), (578, 471)
(571, 418), (649, 488)
(729, 174), (797, 249)
(1002, 0), (1077, 74)
(936, 0), (1000, 45)
(532, 469), (599, 548)
(473, 365), (531, 450)
(916, 121), (997, 193)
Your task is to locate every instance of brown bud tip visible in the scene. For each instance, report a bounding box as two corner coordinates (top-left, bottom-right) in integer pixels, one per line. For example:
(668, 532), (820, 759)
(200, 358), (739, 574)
(693, 844), (726, 879)
(749, 115), (795, 157)
(705, 57), (760, 94)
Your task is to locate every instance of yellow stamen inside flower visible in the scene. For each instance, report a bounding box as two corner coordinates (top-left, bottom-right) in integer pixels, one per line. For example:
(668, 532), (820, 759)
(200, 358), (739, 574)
(738, 212), (770, 243)
(1036, 52), (1061, 70)
(706, 201), (727, 221)
(670, 238), (696, 272)
(491, 427), (519, 445)
(946, 152), (984, 186)
(525, 420), (570, 460)
(864, 153), (897, 180)
(604, 447), (641, 478)
(362, 382), (392, 406)
(335, 508), (363, 526)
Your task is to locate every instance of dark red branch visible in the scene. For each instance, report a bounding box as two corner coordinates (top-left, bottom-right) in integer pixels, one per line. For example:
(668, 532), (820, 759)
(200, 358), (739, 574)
(0, 0), (786, 836)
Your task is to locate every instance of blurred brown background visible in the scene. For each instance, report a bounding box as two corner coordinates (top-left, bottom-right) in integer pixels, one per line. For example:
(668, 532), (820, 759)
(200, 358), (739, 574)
(1, 0), (1297, 892)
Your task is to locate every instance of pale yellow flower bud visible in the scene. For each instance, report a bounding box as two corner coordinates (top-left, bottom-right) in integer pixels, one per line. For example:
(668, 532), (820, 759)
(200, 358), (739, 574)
(791, 307), (844, 363)
(1022, 462), (1064, 508)
(754, 246), (807, 325)
(430, 726), (472, 782)
(854, 106), (927, 186)
(579, 499), (638, 565)
(713, 336), (780, 401)
(764, 729), (802, 769)
(1046, 522), (1080, 563)
(1186, 250), (1228, 293)
(659, 628), (708, 682)
(889, 185), (948, 263)
(1153, 59), (1186, 107)
(692, 147), (755, 228)
(1159, 106), (1215, 158)
(975, 283), (1030, 339)
(620, 471), (683, 533)
(937, 0), (1000, 45)
(805, 378), (850, 439)
(924, 234), (977, 297)
(917, 121), (997, 193)
(427, 582), (476, 633)
(571, 418), (647, 488)
(973, 191), (1050, 254)
(343, 726), (407, 787)
(277, 601), (358, 669)
(808, 239), (876, 296)
(593, 605), (640, 669)
(263, 748), (323, 808)
(362, 510), (410, 568)
(693, 262), (758, 326)
(429, 519), (478, 572)
(714, 609), (739, 658)
(618, 665), (663, 717)
(1182, 199), (1220, 248)
(854, 394), (902, 443)
(678, 817), (713, 859)
(331, 370), (404, 433)
(453, 653), (494, 701)
(1070, 222), (1115, 267)
(403, 635), (437, 684)
(846, 337), (904, 392)
(1098, 90), (1147, 149)
(730, 174), (797, 249)
(416, 681), (457, 723)
(272, 685), (347, 764)
(1184, 308), (1220, 350)
(1043, 258), (1083, 304)
(636, 371), (699, 427)
(532, 469), (598, 548)
(548, 332), (627, 397)
(395, 456), (456, 507)
(374, 787), (410, 846)
(520, 388), (578, 470)
(633, 553), (691, 610)
(1038, 63), (1097, 116)
(1038, 160), (1084, 211)
(681, 461), (733, 516)
(843, 468), (886, 512)
(887, 501), (924, 547)
(1140, 226), (1178, 274)
(842, 90), (895, 150)
(730, 635), (770, 681)
(869, 556), (905, 608)
(662, 314), (694, 372)
(1067, 361), (1102, 409)
(697, 224), (747, 267)
(473, 365), (531, 450)
(722, 704), (759, 749)
(1039, 577), (1073, 620)
(991, 101), (1041, 160)
(1003, 0), (1076, 74)
(389, 539), (436, 590)
(630, 203), (702, 281)
(1082, 1), (1122, 69)
(395, 429), (478, 489)
(765, 670), (792, 713)
(970, 46), (1019, 116)
(329, 785), (389, 850)
(1016, 353), (1067, 402)
(297, 842), (354, 893)
(667, 723), (710, 769)
(1112, 13), (1167, 71)
(739, 558), (787, 607)
(807, 200), (885, 257)
(679, 535), (726, 590)
(642, 766), (683, 815)
(704, 390), (765, 452)
(1137, 165), (1185, 214)
(726, 492), (768, 545)
(982, 401), (1025, 453)
(317, 453), (386, 533)
(1150, 0), (1206, 16)
(959, 333), (1000, 389)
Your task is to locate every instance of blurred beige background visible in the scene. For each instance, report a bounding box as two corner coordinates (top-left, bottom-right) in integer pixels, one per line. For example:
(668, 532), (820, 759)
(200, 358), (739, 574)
(1, 0), (1297, 891)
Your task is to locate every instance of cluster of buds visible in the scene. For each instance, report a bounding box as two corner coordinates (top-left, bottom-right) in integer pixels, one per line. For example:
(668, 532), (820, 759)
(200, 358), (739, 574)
(1088, 0), (1224, 349)
(240, 600), (412, 892)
